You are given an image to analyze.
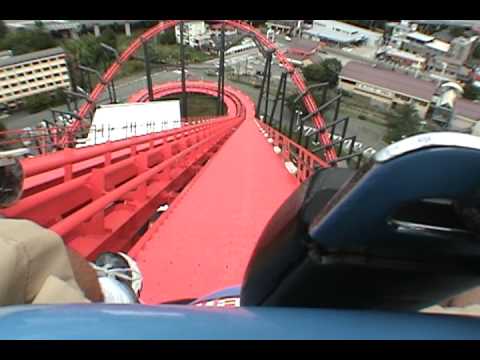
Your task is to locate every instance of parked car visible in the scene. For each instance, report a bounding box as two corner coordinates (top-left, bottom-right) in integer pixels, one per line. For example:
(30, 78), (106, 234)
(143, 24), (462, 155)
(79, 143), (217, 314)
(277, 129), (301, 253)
(363, 147), (377, 158)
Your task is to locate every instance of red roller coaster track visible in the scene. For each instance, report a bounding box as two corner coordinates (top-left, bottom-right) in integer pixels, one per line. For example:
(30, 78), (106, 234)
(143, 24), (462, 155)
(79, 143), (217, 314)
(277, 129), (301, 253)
(0, 21), (339, 301)
(69, 20), (336, 162)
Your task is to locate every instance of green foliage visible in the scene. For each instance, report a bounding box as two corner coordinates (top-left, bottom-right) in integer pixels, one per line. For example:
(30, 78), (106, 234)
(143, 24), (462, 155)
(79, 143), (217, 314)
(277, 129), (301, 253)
(473, 44), (480, 59)
(24, 93), (53, 113)
(34, 20), (45, 29)
(0, 21), (8, 39)
(344, 20), (387, 31)
(148, 44), (212, 65)
(62, 32), (118, 75)
(0, 28), (57, 55)
(157, 28), (176, 45)
(384, 103), (422, 144)
(99, 27), (118, 48)
(0, 120), (7, 146)
(302, 58), (342, 87)
(463, 82), (480, 100)
(23, 89), (67, 114)
(117, 59), (144, 78)
(449, 27), (465, 38)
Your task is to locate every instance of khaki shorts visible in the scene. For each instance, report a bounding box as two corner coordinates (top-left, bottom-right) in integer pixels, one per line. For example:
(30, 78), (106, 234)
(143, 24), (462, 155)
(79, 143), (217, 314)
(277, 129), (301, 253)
(0, 219), (89, 305)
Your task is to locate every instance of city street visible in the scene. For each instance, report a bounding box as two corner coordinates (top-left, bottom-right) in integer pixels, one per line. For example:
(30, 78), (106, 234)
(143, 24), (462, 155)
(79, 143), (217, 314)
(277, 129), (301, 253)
(2, 37), (387, 152)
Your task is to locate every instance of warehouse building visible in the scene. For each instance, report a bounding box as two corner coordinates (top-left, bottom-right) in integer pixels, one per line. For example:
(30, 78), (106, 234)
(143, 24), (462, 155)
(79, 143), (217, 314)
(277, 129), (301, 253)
(339, 61), (480, 131)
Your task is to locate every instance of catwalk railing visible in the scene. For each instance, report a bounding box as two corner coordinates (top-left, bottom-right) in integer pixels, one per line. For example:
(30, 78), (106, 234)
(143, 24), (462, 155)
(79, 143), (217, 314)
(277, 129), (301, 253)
(0, 116), (242, 259)
(64, 20), (336, 164)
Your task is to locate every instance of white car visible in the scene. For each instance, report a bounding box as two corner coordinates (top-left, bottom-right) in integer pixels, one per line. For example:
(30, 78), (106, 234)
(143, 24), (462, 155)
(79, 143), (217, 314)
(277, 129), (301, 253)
(332, 134), (343, 143)
(343, 139), (353, 150)
(343, 47), (353, 52)
(363, 147), (377, 158)
(353, 142), (364, 152)
(285, 36), (292, 41)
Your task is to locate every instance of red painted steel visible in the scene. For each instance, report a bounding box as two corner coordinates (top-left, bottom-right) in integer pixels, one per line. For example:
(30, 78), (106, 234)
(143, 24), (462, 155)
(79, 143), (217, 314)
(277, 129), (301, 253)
(256, 119), (331, 182)
(129, 100), (300, 304)
(1, 117), (240, 259)
(66, 20), (336, 162)
(0, 81), (248, 259)
(0, 21), (342, 297)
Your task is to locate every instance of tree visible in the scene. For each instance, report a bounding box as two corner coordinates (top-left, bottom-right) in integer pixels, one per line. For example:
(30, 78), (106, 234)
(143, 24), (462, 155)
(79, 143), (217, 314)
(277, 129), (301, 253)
(34, 20), (45, 30)
(99, 27), (117, 49)
(449, 27), (465, 38)
(463, 82), (480, 101)
(0, 29), (57, 55)
(0, 20), (8, 39)
(24, 93), (53, 114)
(158, 28), (176, 45)
(63, 34), (115, 71)
(473, 44), (480, 59)
(302, 58), (342, 87)
(384, 103), (423, 144)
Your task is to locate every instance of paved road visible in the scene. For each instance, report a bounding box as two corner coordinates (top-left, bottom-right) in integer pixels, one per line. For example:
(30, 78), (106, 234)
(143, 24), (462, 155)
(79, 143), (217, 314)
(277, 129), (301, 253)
(3, 38), (387, 151)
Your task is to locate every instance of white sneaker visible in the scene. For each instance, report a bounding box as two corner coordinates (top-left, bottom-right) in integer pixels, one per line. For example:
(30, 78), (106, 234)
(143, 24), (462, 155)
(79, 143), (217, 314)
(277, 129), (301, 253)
(91, 252), (143, 303)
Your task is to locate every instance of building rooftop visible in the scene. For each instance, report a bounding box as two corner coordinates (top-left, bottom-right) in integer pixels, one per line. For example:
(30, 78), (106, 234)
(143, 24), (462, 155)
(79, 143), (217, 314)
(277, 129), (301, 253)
(208, 23), (236, 31)
(385, 48), (426, 63)
(340, 61), (437, 101)
(455, 98), (480, 120)
(285, 51), (310, 61)
(266, 20), (298, 27)
(386, 22), (411, 31)
(407, 31), (435, 43)
(304, 28), (364, 44)
(426, 39), (451, 53)
(287, 38), (319, 54)
(0, 47), (65, 68)
(314, 20), (383, 37)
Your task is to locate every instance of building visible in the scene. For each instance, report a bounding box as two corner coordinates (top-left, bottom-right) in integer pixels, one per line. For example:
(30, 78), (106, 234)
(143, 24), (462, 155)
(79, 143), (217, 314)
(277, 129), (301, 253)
(175, 21), (209, 48)
(287, 38), (320, 57)
(304, 20), (383, 47)
(427, 56), (471, 82)
(452, 98), (480, 131)
(376, 47), (427, 70)
(384, 21), (415, 48)
(207, 23), (238, 37)
(265, 20), (300, 35)
(385, 23), (451, 59)
(339, 61), (436, 117)
(339, 61), (480, 131)
(401, 32), (450, 58)
(284, 51), (314, 68)
(448, 36), (478, 63)
(0, 47), (71, 110)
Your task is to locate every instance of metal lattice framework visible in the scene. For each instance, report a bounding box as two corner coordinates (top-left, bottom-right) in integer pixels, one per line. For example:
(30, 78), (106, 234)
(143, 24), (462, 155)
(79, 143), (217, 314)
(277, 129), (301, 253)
(0, 21), (343, 261)
(67, 20), (336, 162)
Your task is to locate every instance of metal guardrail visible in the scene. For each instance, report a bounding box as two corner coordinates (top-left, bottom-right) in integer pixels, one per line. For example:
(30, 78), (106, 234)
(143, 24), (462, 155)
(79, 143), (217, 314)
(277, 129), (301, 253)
(1, 116), (242, 259)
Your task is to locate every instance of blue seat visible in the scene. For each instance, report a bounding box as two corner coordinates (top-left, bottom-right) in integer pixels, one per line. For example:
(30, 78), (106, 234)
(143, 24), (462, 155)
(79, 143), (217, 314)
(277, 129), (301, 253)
(241, 132), (480, 310)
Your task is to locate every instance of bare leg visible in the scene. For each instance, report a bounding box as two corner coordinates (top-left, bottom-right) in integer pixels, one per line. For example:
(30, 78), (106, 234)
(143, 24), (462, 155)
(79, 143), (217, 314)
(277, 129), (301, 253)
(441, 287), (480, 307)
(66, 249), (104, 302)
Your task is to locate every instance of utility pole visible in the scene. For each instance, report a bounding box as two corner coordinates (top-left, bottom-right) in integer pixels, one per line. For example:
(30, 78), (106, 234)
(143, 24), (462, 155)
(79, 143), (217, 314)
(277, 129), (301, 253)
(180, 21), (188, 119)
(143, 41), (154, 102)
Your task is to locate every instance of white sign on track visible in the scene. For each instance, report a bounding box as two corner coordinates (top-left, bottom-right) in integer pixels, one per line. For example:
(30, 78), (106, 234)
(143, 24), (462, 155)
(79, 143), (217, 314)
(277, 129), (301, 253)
(79, 100), (181, 147)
